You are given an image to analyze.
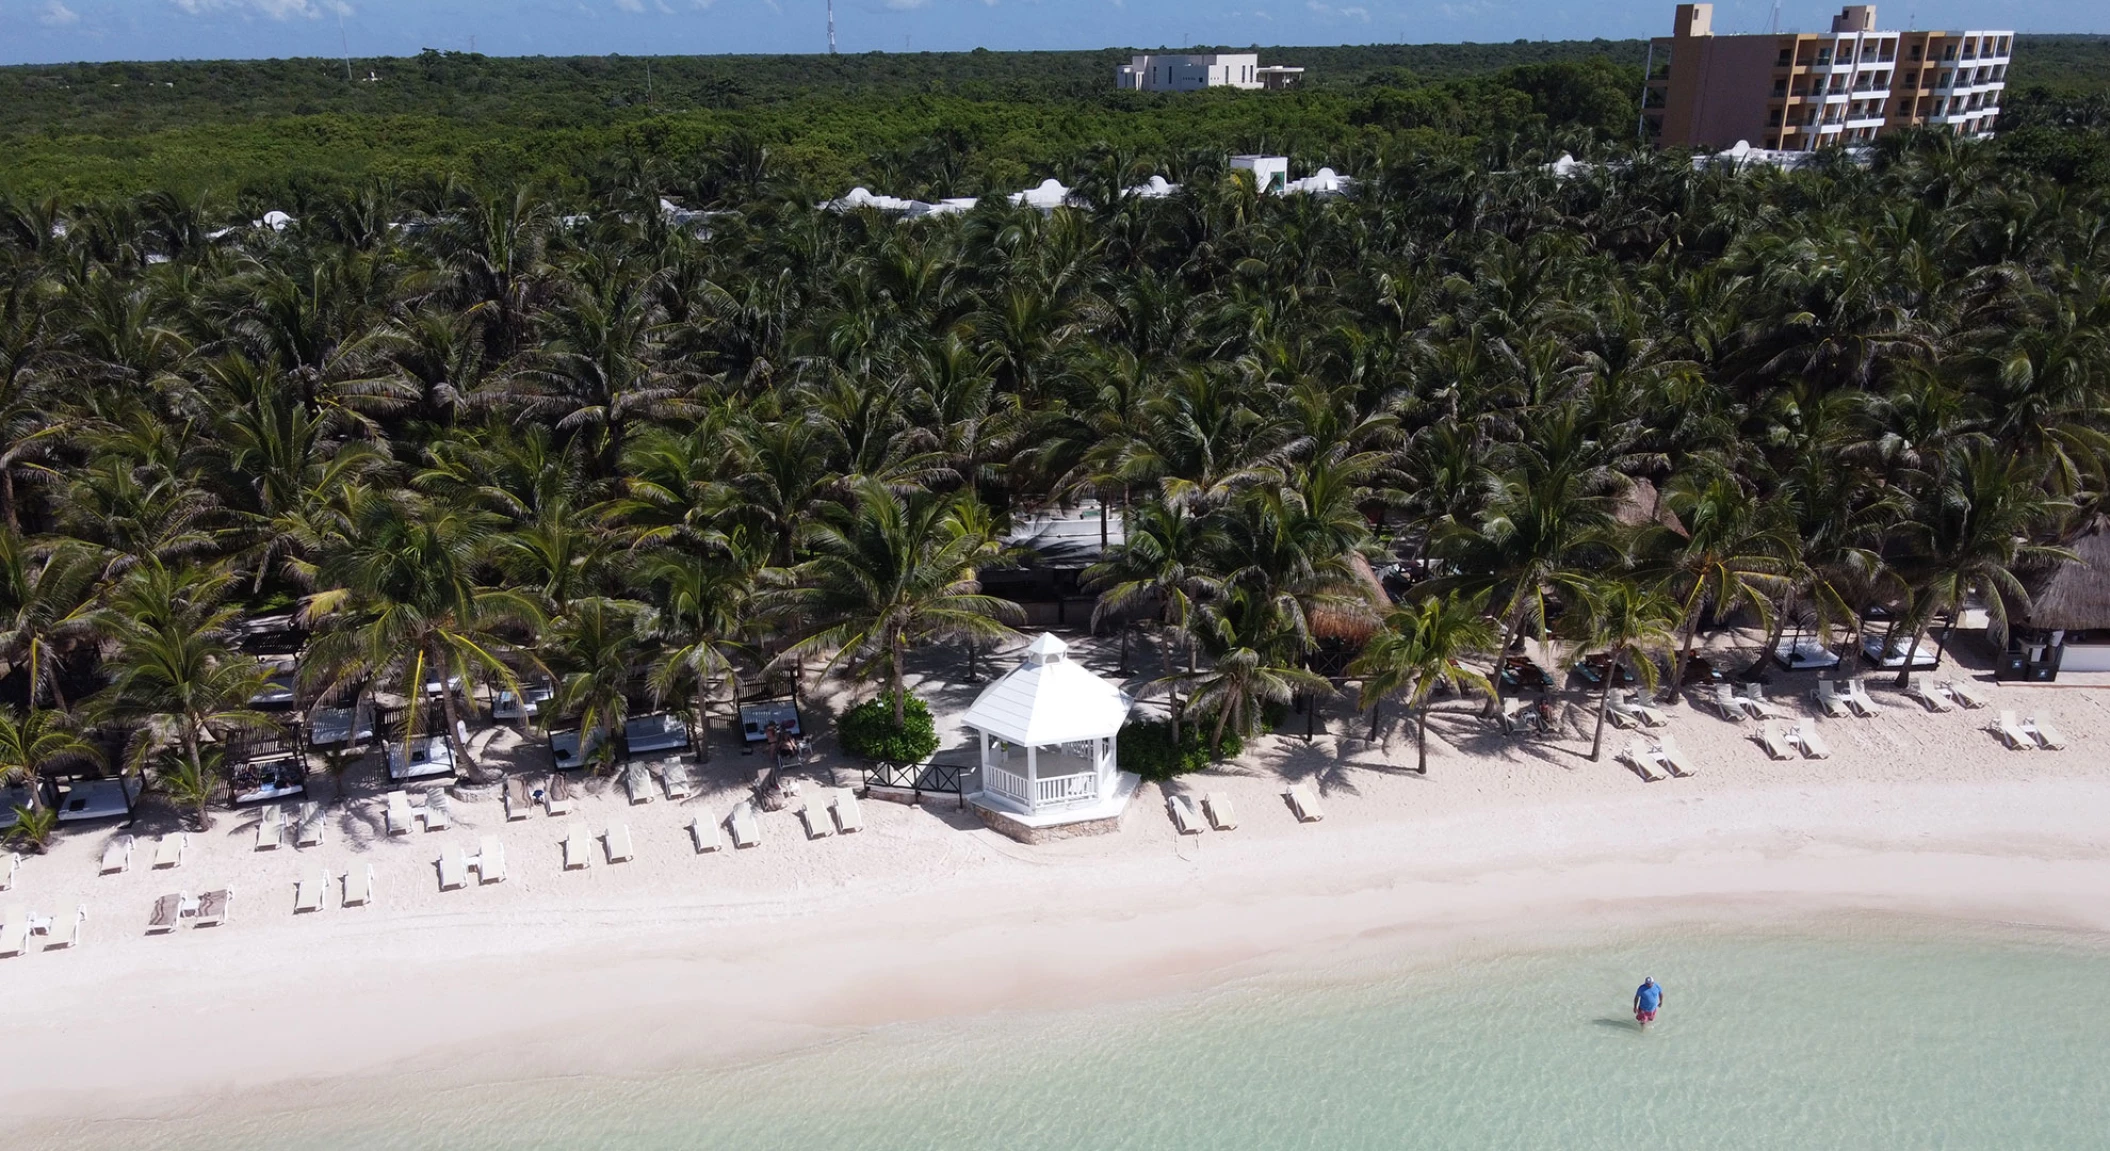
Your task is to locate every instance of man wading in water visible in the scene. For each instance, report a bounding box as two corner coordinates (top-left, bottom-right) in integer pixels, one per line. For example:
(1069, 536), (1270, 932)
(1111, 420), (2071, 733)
(1633, 977), (1664, 1030)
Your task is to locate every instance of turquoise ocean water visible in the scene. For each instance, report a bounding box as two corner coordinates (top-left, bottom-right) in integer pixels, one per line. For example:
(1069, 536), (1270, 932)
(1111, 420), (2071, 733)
(43, 920), (2110, 1150)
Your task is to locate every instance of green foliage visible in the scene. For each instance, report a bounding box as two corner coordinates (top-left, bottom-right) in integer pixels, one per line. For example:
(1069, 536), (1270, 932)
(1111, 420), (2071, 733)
(6, 803), (57, 851)
(837, 693), (940, 764)
(1118, 718), (1243, 781)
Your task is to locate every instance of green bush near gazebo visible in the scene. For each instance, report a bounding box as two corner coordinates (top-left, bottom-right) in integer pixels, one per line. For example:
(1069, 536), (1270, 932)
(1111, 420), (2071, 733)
(838, 693), (941, 763)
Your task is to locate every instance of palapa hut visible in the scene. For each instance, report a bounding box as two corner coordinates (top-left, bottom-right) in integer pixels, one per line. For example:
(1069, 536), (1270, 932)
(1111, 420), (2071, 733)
(2005, 516), (2110, 680)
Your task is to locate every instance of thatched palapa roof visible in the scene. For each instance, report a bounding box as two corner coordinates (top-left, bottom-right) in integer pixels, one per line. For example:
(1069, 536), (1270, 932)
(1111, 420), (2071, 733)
(2021, 516), (2110, 631)
(1310, 553), (1392, 645)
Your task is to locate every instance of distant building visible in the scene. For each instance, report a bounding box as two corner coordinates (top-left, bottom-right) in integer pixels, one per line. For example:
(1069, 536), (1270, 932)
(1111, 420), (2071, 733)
(1117, 53), (1304, 92)
(1643, 4), (2011, 151)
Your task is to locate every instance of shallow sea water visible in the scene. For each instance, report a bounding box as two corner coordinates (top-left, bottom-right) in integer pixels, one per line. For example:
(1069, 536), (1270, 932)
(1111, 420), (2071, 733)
(49, 920), (2110, 1150)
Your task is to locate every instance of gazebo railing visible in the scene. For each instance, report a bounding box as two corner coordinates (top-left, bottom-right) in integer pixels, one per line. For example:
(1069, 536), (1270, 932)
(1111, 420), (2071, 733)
(1035, 770), (1099, 808)
(860, 760), (971, 797)
(986, 763), (1033, 807)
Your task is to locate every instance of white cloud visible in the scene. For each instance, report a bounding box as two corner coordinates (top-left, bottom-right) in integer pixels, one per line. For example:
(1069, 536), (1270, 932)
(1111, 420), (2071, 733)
(884, 0), (929, 9)
(170, 0), (353, 17)
(614, 0), (645, 10)
(1305, 0), (1367, 16)
(40, 0), (81, 25)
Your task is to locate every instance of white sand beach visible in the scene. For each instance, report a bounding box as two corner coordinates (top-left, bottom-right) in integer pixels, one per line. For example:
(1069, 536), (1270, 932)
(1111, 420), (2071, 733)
(5, 634), (2108, 1125)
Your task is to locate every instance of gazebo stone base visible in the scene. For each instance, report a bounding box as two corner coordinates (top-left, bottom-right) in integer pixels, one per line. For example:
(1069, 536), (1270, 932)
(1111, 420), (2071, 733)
(970, 800), (1126, 844)
(966, 771), (1141, 844)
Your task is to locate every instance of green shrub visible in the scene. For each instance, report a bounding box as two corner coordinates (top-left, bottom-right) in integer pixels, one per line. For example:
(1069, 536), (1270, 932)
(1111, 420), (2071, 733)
(1117, 719), (1244, 781)
(837, 693), (940, 764)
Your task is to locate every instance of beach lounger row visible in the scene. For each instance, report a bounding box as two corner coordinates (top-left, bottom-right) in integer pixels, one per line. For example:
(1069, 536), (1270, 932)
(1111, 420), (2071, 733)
(437, 838), (508, 890)
(148, 888), (232, 933)
(0, 852), (18, 892)
(297, 865), (378, 912)
(800, 790), (865, 840)
(1993, 710), (2066, 751)
(1755, 722), (1831, 760)
(1607, 691), (1668, 729)
(1812, 677), (1887, 718)
(1166, 792), (1239, 834)
(1702, 683), (1791, 723)
(1, 903), (85, 957)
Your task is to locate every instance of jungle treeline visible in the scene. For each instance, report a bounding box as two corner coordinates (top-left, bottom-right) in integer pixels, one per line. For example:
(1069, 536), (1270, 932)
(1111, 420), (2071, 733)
(0, 119), (2108, 830)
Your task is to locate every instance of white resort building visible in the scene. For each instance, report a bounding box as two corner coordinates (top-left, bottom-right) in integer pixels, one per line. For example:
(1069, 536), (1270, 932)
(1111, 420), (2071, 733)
(1117, 53), (1304, 92)
(962, 633), (1140, 842)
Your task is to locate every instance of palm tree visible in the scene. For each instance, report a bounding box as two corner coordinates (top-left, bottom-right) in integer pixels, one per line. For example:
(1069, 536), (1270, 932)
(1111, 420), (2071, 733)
(101, 564), (274, 830)
(303, 494), (543, 783)
(1084, 500), (1224, 733)
(1566, 579), (1681, 763)
(1347, 591), (1497, 773)
(1177, 595), (1332, 757)
(640, 545), (758, 763)
(0, 530), (103, 710)
(782, 480), (1020, 727)
(1640, 473), (1793, 702)
(545, 597), (644, 772)
(1889, 446), (2074, 685)
(0, 706), (102, 849)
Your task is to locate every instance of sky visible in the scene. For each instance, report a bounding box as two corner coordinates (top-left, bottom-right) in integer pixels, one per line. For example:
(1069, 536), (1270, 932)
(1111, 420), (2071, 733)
(2, 0), (2101, 67)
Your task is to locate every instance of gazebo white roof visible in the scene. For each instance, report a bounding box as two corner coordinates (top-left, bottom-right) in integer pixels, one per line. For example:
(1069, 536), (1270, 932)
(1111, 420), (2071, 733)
(960, 633), (1132, 747)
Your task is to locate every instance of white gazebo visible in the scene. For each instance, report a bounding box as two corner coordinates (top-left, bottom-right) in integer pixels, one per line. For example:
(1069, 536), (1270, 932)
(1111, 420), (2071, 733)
(962, 633), (1138, 835)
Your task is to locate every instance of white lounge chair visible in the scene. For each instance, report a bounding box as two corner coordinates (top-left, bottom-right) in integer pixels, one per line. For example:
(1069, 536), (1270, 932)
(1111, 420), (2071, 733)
(423, 787), (451, 831)
(690, 815), (723, 853)
(294, 867), (326, 913)
(1994, 709), (2034, 751)
(43, 904), (85, 951)
(2025, 716), (2067, 751)
(544, 772), (575, 816)
(1812, 679), (1852, 718)
(1612, 691), (1668, 727)
(1203, 792), (1238, 831)
(1791, 722), (1832, 760)
(146, 892), (183, 934)
(0, 905), (26, 958)
(153, 832), (187, 869)
(504, 776), (535, 821)
(605, 824), (635, 864)
(296, 801), (325, 847)
(1621, 740), (1666, 783)
(0, 852), (17, 891)
(661, 759), (696, 802)
(563, 823), (593, 869)
(193, 888), (231, 928)
(1706, 684), (1747, 722)
(100, 835), (134, 875)
(1845, 677), (1882, 717)
(1756, 725), (1797, 761)
(1739, 683), (1791, 720)
(477, 835), (507, 883)
(1903, 677), (1951, 712)
(385, 790), (415, 835)
(832, 790), (865, 833)
(438, 847), (469, 890)
(1167, 793), (1204, 834)
(1944, 679), (1988, 709)
(799, 797), (835, 839)
(255, 805), (286, 850)
(343, 864), (374, 907)
(623, 759), (655, 805)
(1286, 783), (1325, 822)
(728, 802), (761, 848)
(1653, 734), (1699, 778)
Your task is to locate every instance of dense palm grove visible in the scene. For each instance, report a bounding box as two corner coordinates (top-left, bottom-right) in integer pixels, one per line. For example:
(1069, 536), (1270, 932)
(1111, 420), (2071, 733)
(2, 128), (2107, 843)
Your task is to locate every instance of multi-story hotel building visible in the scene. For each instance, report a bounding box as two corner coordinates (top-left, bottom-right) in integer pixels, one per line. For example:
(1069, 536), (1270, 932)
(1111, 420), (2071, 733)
(1642, 4), (2011, 151)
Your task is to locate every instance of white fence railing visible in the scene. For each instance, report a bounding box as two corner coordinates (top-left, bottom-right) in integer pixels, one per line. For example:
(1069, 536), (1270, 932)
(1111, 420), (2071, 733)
(1036, 771), (1099, 809)
(986, 763), (1032, 807)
